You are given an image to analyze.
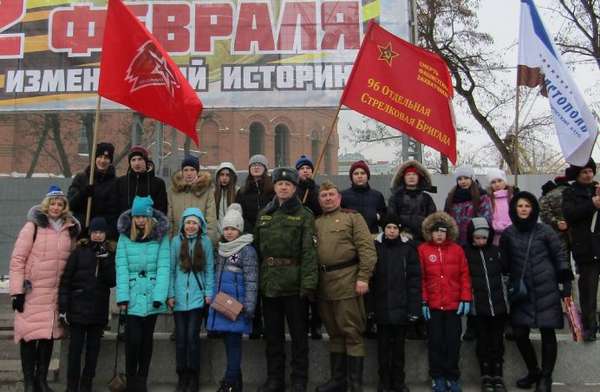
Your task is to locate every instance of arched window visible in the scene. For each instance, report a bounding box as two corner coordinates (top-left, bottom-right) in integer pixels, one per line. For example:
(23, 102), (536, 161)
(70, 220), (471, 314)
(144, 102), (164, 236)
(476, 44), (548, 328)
(249, 122), (265, 157)
(274, 124), (289, 167)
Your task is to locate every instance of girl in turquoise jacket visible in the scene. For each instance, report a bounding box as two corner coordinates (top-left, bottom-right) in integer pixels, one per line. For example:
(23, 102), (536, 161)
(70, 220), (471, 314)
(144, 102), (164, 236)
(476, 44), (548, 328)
(167, 207), (215, 392)
(115, 196), (170, 392)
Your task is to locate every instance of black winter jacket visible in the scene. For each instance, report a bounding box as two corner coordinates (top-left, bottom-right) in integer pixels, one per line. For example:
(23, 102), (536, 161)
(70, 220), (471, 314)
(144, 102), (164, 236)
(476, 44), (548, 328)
(67, 165), (118, 239)
(562, 181), (600, 264)
(464, 222), (507, 317)
(114, 169), (168, 215)
(58, 240), (116, 325)
(296, 178), (322, 216)
(341, 184), (386, 234)
(235, 177), (275, 234)
(500, 191), (572, 329)
(388, 189), (436, 242)
(372, 234), (421, 325)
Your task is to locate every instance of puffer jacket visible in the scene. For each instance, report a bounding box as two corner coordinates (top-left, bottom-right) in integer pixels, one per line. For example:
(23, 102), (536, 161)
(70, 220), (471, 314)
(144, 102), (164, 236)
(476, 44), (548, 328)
(464, 222), (507, 317)
(168, 170), (218, 244)
(563, 181), (600, 264)
(115, 209), (170, 317)
(387, 160), (437, 241)
(67, 165), (119, 239)
(235, 175), (275, 234)
(115, 168), (168, 216)
(58, 240), (116, 325)
(341, 184), (387, 234)
(445, 188), (493, 246)
(9, 206), (80, 343)
(373, 232), (421, 324)
(168, 208), (215, 312)
(500, 191), (572, 329)
(418, 212), (472, 311)
(490, 189), (511, 245)
(208, 240), (258, 334)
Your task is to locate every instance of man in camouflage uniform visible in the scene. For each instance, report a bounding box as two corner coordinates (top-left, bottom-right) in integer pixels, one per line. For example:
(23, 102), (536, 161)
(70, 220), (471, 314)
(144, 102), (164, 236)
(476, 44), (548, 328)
(539, 175), (571, 250)
(314, 181), (377, 392)
(254, 167), (318, 392)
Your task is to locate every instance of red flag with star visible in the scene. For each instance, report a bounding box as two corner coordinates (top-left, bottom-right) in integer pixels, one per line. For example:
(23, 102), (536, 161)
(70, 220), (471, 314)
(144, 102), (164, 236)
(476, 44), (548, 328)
(340, 21), (457, 163)
(98, 0), (202, 144)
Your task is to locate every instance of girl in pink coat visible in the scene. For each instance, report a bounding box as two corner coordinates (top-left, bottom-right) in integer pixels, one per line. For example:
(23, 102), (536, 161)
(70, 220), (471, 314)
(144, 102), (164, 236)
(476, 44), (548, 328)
(486, 169), (516, 246)
(9, 186), (80, 392)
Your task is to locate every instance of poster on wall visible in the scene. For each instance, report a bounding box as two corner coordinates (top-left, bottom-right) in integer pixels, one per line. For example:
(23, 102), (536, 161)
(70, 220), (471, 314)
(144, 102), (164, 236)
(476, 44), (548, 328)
(0, 0), (410, 111)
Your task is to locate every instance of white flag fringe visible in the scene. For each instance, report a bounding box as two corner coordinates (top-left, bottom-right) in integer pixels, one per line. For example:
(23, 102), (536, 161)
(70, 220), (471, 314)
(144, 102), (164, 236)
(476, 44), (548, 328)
(518, 0), (598, 166)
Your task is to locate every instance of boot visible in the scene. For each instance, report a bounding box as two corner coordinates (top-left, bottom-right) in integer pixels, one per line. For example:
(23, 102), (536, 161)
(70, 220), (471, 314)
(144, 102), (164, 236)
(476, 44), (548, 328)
(217, 380), (234, 392)
(257, 378), (285, 392)
(516, 369), (541, 389)
(491, 361), (506, 392)
(137, 376), (148, 392)
(431, 378), (445, 392)
(315, 353), (347, 392)
(480, 362), (493, 392)
(65, 379), (79, 392)
(346, 356), (363, 392)
(175, 370), (187, 392)
(79, 378), (92, 392)
(535, 376), (552, 392)
(188, 370), (199, 392)
(35, 340), (55, 392)
(21, 341), (37, 392)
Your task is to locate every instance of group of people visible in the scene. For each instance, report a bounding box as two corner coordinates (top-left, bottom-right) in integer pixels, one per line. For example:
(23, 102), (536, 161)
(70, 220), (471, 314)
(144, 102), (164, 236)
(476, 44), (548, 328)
(8, 141), (599, 392)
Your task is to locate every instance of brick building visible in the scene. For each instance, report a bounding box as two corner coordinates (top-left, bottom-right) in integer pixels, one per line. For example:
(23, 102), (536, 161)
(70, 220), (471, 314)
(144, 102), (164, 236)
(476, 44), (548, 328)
(0, 108), (339, 177)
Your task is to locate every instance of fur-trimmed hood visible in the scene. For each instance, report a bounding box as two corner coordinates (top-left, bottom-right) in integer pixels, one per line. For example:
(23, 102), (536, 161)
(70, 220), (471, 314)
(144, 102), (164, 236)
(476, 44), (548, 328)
(76, 238), (116, 252)
(170, 170), (213, 197)
(27, 205), (81, 238)
(421, 211), (459, 242)
(391, 160), (433, 191)
(117, 208), (170, 241)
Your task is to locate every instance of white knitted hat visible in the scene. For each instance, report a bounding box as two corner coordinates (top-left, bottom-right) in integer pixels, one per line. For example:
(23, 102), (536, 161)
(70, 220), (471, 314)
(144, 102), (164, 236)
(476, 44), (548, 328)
(222, 203), (244, 232)
(487, 168), (507, 185)
(453, 165), (474, 181)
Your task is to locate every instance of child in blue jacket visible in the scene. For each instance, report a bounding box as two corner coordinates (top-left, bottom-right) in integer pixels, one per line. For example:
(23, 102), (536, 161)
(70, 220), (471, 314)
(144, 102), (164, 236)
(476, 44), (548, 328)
(168, 207), (215, 392)
(208, 204), (258, 392)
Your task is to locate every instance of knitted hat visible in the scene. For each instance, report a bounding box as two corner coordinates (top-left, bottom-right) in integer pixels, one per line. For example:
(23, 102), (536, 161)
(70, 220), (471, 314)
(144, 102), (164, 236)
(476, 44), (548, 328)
(131, 196), (154, 217)
(46, 185), (65, 198)
(454, 164), (474, 181)
(349, 160), (371, 179)
(565, 158), (597, 181)
(272, 167), (299, 185)
(487, 168), (507, 185)
(382, 213), (402, 229)
(249, 154), (269, 169)
(96, 142), (115, 162)
(181, 155), (200, 171)
(128, 145), (149, 162)
(471, 217), (490, 238)
(89, 217), (108, 233)
(295, 155), (314, 171)
(222, 203), (244, 232)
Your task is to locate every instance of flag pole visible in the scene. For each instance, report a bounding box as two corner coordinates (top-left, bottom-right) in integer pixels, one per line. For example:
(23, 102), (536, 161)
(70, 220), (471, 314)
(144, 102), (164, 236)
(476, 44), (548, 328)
(85, 95), (102, 227)
(513, 85), (520, 187)
(303, 102), (343, 203)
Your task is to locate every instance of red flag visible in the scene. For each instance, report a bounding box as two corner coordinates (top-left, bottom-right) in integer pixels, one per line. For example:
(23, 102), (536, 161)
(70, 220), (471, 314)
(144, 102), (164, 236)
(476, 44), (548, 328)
(341, 22), (457, 163)
(98, 0), (202, 144)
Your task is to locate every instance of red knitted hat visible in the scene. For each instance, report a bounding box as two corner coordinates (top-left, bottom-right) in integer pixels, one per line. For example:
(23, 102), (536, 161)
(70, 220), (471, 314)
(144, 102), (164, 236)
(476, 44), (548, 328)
(349, 160), (370, 180)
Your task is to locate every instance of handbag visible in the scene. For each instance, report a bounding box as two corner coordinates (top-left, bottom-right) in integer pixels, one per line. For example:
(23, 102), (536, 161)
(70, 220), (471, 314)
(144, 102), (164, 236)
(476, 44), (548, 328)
(508, 229), (535, 304)
(209, 260), (243, 321)
(107, 309), (127, 392)
(563, 296), (583, 342)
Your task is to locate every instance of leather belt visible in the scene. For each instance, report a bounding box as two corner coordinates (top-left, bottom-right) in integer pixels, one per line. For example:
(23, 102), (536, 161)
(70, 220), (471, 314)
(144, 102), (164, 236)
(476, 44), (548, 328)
(264, 257), (298, 267)
(319, 258), (358, 273)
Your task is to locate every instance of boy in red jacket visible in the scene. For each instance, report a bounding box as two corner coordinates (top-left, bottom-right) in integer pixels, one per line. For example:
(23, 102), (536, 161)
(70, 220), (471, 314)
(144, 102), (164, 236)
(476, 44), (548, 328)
(418, 212), (472, 392)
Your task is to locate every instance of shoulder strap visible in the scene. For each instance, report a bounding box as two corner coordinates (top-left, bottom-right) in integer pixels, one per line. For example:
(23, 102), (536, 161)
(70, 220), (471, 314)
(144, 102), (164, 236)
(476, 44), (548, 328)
(32, 224), (38, 243)
(191, 269), (204, 291)
(519, 228), (536, 281)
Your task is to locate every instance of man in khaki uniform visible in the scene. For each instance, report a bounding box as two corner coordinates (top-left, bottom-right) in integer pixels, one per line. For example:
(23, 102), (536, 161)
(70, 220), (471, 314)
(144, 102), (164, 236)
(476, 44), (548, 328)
(314, 181), (377, 392)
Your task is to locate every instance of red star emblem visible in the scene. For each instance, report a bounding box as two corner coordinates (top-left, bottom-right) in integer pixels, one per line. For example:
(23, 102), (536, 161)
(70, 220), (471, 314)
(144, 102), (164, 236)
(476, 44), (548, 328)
(377, 42), (399, 66)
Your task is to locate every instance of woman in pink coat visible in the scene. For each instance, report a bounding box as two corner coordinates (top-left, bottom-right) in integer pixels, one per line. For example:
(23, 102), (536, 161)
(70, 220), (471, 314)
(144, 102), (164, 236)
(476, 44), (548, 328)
(10, 186), (80, 392)
(486, 169), (516, 246)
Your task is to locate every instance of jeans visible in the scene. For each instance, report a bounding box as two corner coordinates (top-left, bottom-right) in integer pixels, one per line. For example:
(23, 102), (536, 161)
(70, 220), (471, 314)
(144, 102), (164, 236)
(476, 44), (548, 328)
(174, 308), (204, 372)
(427, 310), (462, 381)
(125, 315), (157, 377)
(67, 323), (104, 382)
(223, 332), (242, 382)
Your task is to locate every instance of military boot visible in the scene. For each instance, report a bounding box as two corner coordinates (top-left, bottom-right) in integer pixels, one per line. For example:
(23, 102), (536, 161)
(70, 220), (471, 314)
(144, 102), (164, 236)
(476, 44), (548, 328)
(315, 353), (347, 392)
(347, 356), (363, 392)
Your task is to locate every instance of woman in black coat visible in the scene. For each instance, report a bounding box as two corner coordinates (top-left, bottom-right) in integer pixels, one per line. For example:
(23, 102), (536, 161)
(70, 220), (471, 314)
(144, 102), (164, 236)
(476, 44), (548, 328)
(58, 218), (116, 392)
(499, 192), (572, 392)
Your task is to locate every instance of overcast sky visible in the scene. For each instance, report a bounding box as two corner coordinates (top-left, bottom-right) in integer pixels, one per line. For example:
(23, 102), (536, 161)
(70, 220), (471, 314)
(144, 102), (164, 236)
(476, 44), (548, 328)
(338, 0), (600, 165)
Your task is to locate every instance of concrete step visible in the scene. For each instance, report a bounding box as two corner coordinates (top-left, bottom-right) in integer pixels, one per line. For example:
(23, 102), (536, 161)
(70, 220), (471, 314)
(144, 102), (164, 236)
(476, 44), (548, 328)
(53, 332), (600, 387)
(0, 358), (60, 383)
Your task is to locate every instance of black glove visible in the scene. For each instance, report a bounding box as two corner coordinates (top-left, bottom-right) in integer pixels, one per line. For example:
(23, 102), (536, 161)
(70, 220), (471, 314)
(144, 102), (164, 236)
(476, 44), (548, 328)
(83, 184), (95, 198)
(153, 301), (162, 309)
(12, 294), (24, 313)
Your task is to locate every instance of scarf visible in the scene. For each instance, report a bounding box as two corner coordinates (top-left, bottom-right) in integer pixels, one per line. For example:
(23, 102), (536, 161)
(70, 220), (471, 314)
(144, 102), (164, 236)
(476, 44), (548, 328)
(49, 218), (64, 232)
(452, 187), (472, 204)
(217, 188), (230, 221)
(218, 233), (254, 257)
